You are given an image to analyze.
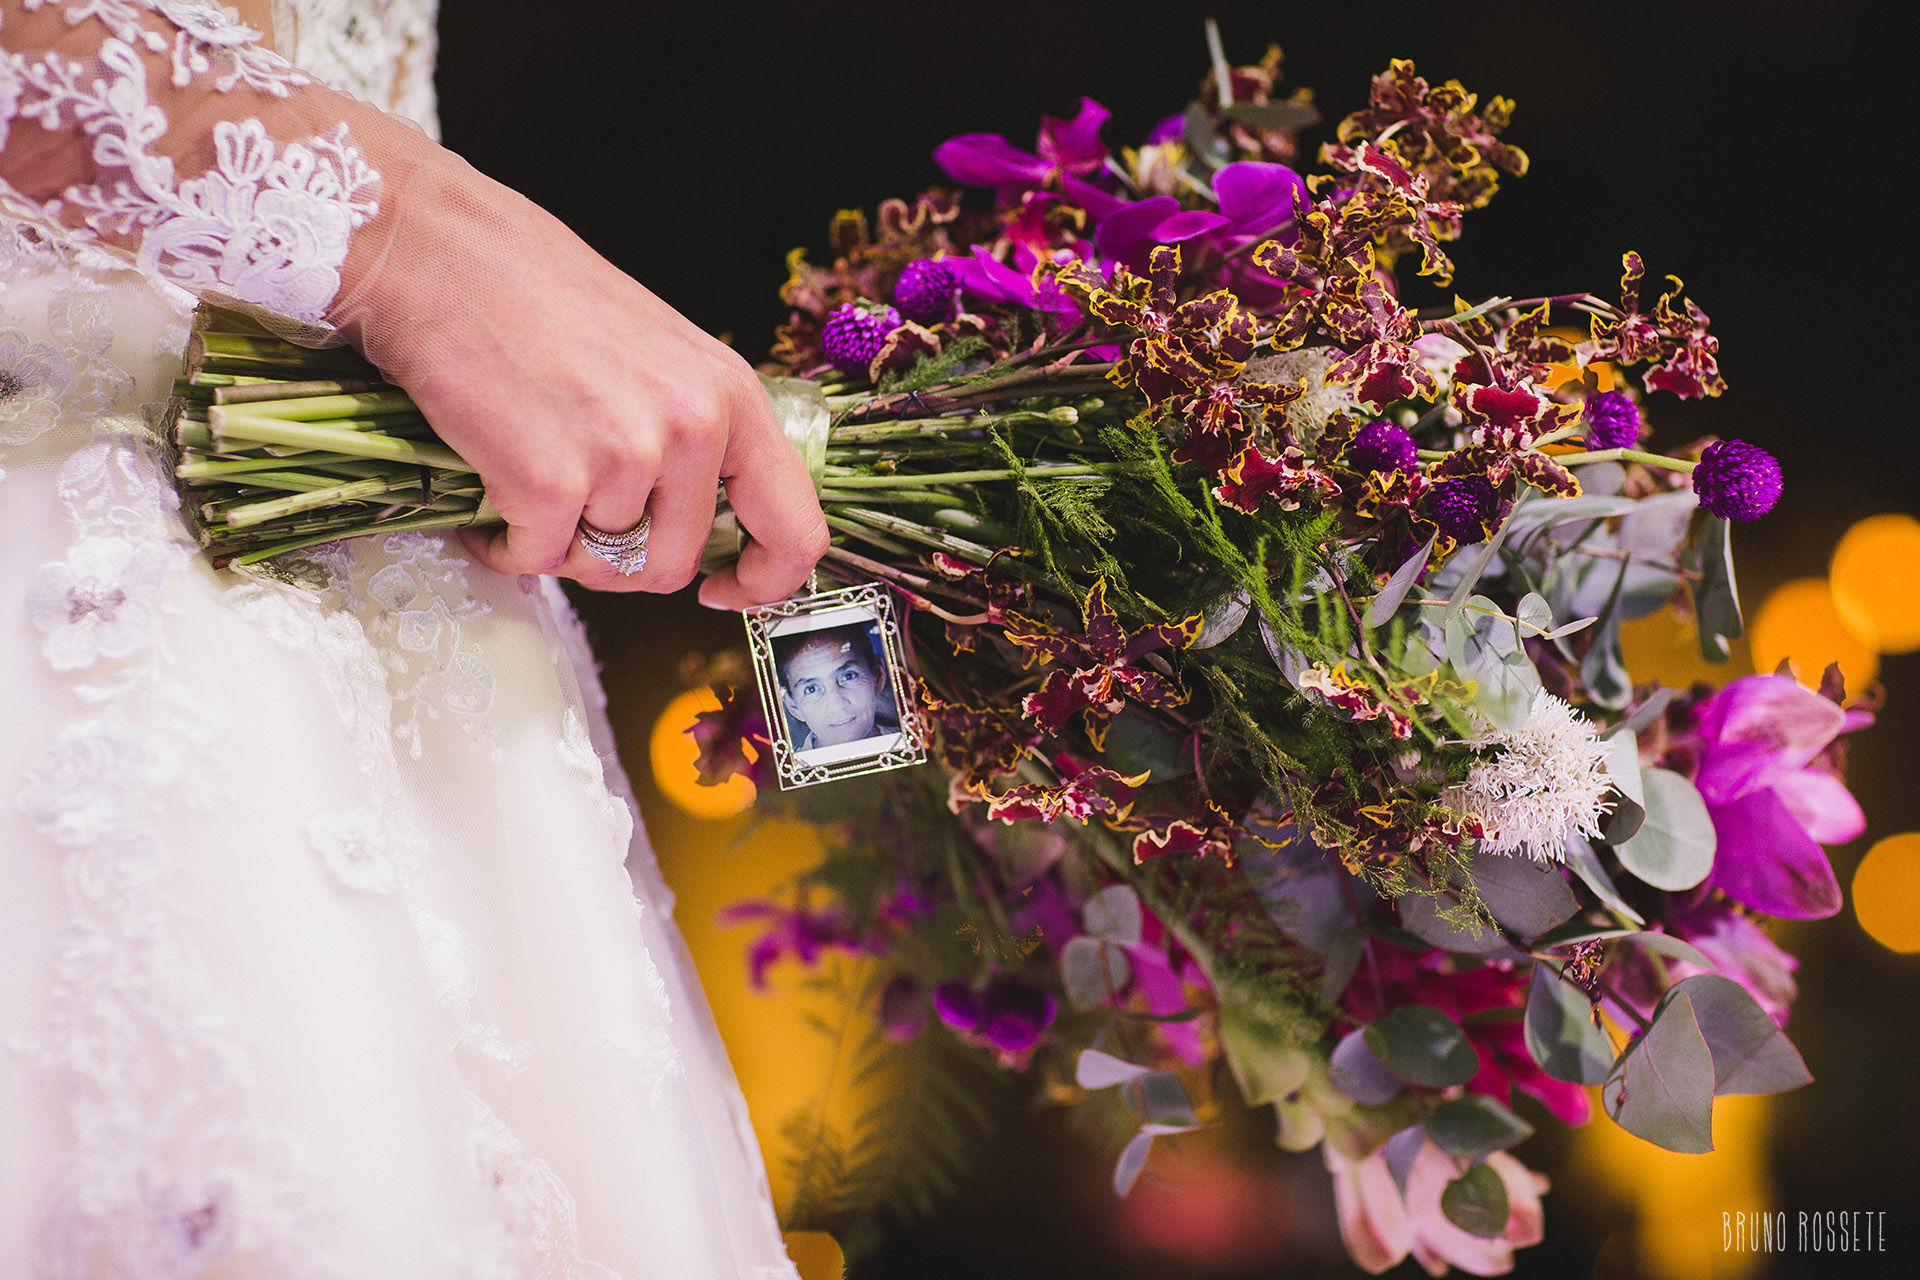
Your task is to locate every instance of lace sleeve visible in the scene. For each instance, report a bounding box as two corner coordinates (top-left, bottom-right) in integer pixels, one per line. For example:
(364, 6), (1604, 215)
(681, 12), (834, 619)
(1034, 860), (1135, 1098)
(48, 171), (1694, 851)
(1, 0), (422, 328)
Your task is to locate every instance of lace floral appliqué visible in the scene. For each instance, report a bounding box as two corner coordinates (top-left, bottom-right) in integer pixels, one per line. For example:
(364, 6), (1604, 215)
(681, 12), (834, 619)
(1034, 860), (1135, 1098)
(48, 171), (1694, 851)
(6, 7), (374, 322)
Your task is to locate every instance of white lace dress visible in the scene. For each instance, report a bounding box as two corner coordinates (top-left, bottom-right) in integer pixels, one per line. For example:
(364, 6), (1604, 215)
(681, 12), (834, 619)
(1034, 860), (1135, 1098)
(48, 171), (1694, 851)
(1, 4), (799, 1277)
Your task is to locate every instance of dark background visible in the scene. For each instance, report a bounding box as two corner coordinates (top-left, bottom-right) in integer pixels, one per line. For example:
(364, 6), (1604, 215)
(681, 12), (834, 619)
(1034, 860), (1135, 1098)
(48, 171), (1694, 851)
(436, 3), (1915, 1277)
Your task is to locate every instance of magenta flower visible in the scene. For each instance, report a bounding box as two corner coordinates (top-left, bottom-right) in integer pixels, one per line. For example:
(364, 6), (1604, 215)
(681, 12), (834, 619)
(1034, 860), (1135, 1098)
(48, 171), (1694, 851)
(1093, 196), (1228, 273)
(1686, 674), (1869, 919)
(934, 98), (1111, 199)
(933, 976), (1058, 1061)
(949, 244), (1083, 320)
(718, 898), (867, 988)
(1612, 902), (1800, 1030)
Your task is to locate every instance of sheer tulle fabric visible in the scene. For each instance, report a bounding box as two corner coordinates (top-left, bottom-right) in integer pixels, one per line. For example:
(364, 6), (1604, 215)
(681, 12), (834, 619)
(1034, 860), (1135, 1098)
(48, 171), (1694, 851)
(2, 4), (796, 1277)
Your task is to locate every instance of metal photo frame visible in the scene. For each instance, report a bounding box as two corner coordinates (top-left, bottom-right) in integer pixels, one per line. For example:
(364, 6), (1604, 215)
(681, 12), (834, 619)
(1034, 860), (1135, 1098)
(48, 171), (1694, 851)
(744, 582), (929, 789)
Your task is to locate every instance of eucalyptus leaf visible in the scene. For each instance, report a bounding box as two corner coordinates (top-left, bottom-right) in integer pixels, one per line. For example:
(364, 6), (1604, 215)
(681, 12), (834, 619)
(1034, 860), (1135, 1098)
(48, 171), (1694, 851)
(1366, 534), (1437, 627)
(1193, 586), (1252, 649)
(1446, 598), (1541, 732)
(1524, 963), (1613, 1085)
(1115, 1119), (1197, 1197)
(1605, 687), (1674, 739)
(1500, 495), (1640, 550)
(1563, 832), (1647, 926)
(1138, 1070), (1199, 1126)
(1384, 1125), (1425, 1194)
(1101, 709), (1193, 782)
(1580, 556), (1634, 710)
(1475, 852), (1580, 940)
(1364, 1005), (1480, 1088)
(1603, 989), (1716, 1153)
(1624, 931), (1712, 970)
(1441, 1163), (1511, 1239)
(1180, 103), (1226, 168)
(1600, 731), (1646, 843)
(1398, 892), (1509, 955)
(1689, 515), (1743, 662)
(1222, 100), (1322, 130)
(1113, 1128), (1156, 1196)
(1077, 1048), (1151, 1089)
(1515, 592), (1554, 637)
(1082, 884), (1144, 943)
(1425, 1094), (1535, 1162)
(1331, 1029), (1406, 1106)
(1062, 936), (1130, 1010)
(1444, 518), (1517, 627)
(1530, 920), (1637, 950)
(1667, 974), (1813, 1097)
(1541, 615), (1599, 640)
(1613, 767), (1716, 892)
(1574, 462), (1627, 495)
(1258, 614), (1310, 687)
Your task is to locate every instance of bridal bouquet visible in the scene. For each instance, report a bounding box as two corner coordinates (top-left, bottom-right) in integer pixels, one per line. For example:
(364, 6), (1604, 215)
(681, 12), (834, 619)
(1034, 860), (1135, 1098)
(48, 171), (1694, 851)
(695, 44), (1875, 1273)
(165, 35), (1876, 1275)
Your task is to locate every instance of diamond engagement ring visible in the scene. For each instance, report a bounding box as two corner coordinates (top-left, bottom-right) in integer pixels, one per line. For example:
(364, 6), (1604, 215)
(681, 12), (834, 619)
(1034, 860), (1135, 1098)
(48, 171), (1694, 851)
(577, 513), (652, 576)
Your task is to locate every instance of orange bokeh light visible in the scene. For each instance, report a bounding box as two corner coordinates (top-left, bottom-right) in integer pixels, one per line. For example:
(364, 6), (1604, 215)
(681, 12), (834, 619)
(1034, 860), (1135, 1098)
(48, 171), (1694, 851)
(1852, 832), (1920, 954)
(649, 687), (757, 819)
(1830, 513), (1920, 654)
(1748, 578), (1878, 691)
(1619, 608), (1753, 692)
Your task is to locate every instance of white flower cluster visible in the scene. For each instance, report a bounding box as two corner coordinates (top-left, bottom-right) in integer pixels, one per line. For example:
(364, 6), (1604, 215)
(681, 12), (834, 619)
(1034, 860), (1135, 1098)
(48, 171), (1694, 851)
(1244, 347), (1359, 447)
(1455, 690), (1614, 862)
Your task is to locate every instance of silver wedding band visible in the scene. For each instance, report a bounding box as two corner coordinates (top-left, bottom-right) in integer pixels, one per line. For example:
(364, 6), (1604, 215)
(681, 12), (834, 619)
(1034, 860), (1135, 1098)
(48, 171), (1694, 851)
(577, 513), (652, 576)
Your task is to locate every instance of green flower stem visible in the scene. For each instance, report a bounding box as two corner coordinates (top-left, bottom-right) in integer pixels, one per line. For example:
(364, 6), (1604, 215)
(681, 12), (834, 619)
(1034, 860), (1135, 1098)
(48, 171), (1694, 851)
(830, 507), (996, 563)
(822, 461), (1147, 489)
(224, 473), (472, 529)
(813, 487), (965, 507)
(212, 378), (388, 405)
(207, 389), (416, 421)
(228, 506), (487, 566)
(177, 453), (324, 479)
(1544, 447), (1696, 472)
(829, 407), (1076, 444)
(822, 513), (915, 558)
(188, 331), (375, 374)
(207, 413), (472, 470)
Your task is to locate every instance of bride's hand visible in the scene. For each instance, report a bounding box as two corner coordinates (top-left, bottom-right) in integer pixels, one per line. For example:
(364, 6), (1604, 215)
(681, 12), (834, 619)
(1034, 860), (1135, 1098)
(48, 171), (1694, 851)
(332, 139), (828, 608)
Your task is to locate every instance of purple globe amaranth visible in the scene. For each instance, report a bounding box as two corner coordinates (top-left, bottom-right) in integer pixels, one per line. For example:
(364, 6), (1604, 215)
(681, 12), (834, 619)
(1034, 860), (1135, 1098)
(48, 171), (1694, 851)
(1581, 390), (1642, 451)
(820, 302), (902, 378)
(1692, 439), (1783, 521)
(1349, 420), (1417, 475)
(1425, 475), (1499, 542)
(892, 258), (959, 326)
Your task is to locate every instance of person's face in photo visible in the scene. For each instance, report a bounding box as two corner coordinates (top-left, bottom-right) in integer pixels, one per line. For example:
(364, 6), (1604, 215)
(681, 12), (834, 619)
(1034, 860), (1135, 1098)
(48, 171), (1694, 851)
(780, 631), (887, 747)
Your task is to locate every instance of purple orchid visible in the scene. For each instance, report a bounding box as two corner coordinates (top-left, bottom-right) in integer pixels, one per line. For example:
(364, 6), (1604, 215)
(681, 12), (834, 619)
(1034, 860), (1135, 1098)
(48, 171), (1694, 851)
(1087, 162), (1305, 291)
(934, 98), (1112, 201)
(948, 244), (1084, 322)
(1684, 674), (1870, 919)
(1093, 196), (1228, 274)
(933, 976), (1058, 1061)
(718, 898), (869, 988)
(1614, 901), (1801, 1029)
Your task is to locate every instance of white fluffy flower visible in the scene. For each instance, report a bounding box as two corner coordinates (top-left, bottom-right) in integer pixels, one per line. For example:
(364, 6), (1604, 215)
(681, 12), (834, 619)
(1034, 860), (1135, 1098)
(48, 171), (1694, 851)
(1454, 691), (1613, 862)
(1243, 347), (1360, 447)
